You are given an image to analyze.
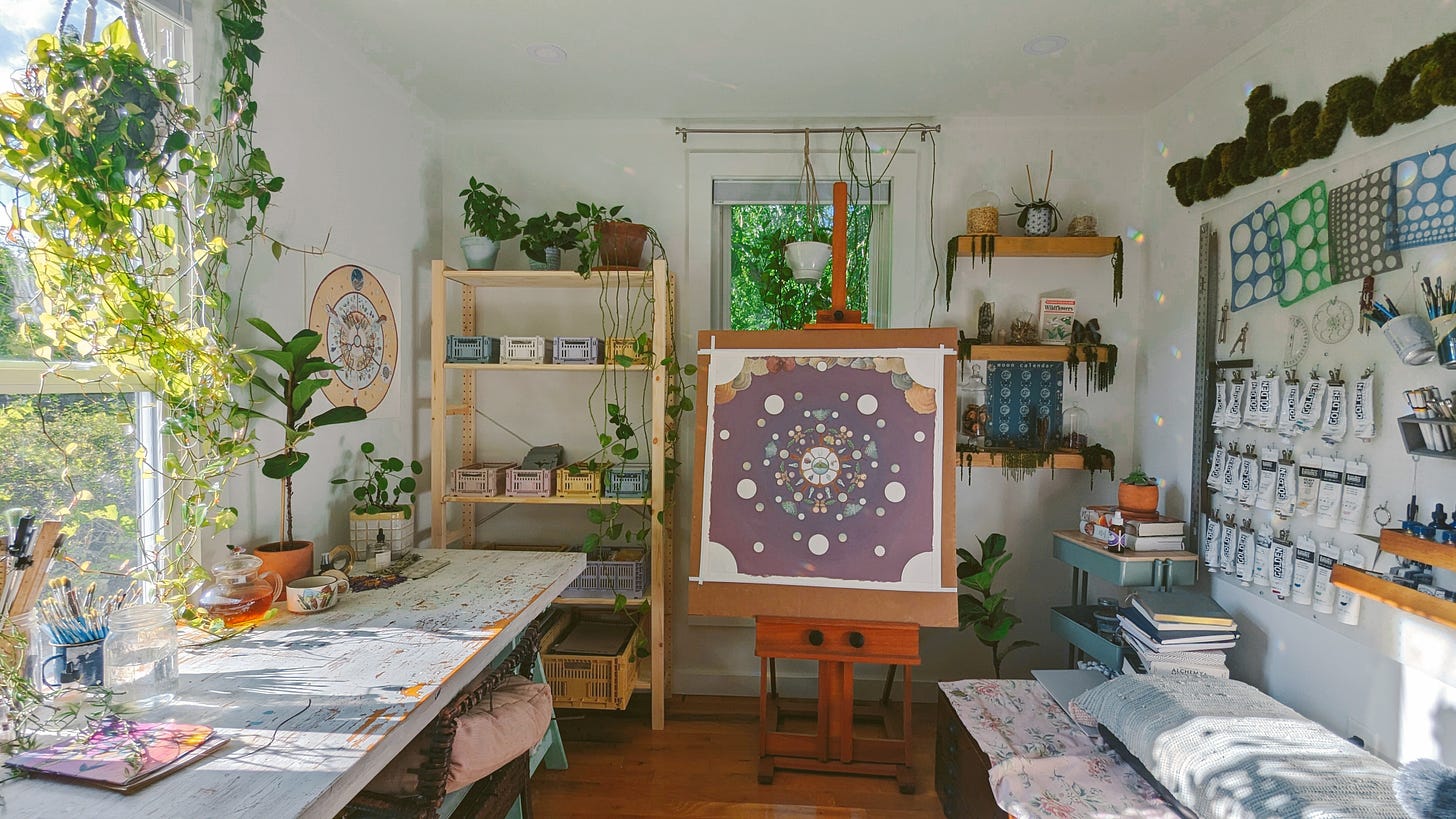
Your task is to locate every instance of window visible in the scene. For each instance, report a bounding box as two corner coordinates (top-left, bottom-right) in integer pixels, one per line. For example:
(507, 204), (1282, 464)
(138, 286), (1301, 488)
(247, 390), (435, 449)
(713, 179), (891, 329)
(0, 1), (182, 591)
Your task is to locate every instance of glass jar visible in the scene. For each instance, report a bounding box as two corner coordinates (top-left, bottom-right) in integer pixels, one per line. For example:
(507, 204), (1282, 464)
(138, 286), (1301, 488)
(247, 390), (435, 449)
(958, 364), (988, 448)
(1062, 403), (1089, 449)
(104, 603), (178, 710)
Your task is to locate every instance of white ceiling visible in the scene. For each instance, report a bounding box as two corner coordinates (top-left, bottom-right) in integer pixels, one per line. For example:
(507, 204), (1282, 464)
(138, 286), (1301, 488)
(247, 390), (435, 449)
(301, 0), (1305, 119)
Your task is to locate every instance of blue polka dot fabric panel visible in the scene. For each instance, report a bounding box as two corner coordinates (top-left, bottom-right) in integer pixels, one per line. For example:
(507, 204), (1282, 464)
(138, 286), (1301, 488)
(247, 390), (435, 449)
(1229, 201), (1285, 313)
(1388, 143), (1456, 251)
(1277, 181), (1332, 308)
(986, 361), (1063, 448)
(1328, 167), (1402, 284)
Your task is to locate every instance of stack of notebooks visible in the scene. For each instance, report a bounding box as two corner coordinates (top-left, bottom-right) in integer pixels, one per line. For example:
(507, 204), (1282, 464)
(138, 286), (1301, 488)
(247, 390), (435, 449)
(1078, 505), (1187, 551)
(4, 716), (227, 793)
(1118, 589), (1239, 678)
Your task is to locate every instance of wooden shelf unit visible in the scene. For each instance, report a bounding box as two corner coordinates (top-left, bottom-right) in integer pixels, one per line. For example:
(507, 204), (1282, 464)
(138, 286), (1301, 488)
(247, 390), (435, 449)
(959, 343), (1112, 363)
(953, 235), (1119, 258)
(1332, 565), (1456, 630)
(1379, 528), (1456, 571)
(430, 259), (674, 730)
(957, 450), (1087, 470)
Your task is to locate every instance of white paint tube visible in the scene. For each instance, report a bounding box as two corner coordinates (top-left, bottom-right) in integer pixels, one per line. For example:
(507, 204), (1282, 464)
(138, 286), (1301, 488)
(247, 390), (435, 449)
(1242, 376), (1260, 428)
(1219, 515), (1238, 574)
(1213, 380), (1228, 429)
(1351, 375), (1376, 442)
(1220, 443), (1241, 497)
(1291, 534), (1318, 605)
(1255, 445), (1279, 510)
(1274, 451), (1297, 519)
(1315, 456), (1346, 529)
(1312, 540), (1340, 614)
(1253, 523), (1274, 586)
(1226, 379), (1246, 428)
(1207, 444), (1227, 490)
(1203, 514), (1223, 569)
(1253, 375), (1277, 429)
(1295, 377), (1325, 432)
(1336, 549), (1366, 625)
(1270, 530), (1294, 598)
(1295, 454), (1322, 518)
(1320, 382), (1347, 445)
(1278, 377), (1301, 439)
(1235, 521), (1254, 585)
(1236, 446), (1259, 507)
(1339, 460), (1369, 534)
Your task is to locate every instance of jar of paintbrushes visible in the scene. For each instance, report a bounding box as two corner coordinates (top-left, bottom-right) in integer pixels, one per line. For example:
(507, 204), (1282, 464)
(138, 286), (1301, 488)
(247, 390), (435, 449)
(33, 578), (135, 693)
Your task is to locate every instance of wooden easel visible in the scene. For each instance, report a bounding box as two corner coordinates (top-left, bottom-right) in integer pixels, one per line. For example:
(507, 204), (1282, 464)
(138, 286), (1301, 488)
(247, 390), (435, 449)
(756, 616), (919, 792)
(802, 181), (871, 330)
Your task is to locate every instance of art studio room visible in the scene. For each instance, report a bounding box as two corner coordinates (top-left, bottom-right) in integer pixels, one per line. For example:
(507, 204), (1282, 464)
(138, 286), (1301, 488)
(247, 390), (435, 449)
(1, 0), (1456, 817)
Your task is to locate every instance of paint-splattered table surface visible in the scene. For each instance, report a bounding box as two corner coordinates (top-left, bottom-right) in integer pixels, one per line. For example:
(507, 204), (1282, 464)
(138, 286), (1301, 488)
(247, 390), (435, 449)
(0, 549), (583, 818)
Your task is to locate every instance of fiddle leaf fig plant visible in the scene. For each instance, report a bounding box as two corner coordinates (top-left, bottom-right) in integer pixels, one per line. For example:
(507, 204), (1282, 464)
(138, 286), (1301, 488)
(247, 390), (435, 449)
(958, 532), (1036, 678)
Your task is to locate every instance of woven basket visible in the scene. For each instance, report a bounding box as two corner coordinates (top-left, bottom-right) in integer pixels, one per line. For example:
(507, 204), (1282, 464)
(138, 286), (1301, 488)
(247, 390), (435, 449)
(965, 206), (999, 235)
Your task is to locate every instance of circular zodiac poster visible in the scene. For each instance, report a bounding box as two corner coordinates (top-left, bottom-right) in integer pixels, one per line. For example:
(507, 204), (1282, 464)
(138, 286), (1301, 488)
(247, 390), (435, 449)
(308, 264), (397, 413)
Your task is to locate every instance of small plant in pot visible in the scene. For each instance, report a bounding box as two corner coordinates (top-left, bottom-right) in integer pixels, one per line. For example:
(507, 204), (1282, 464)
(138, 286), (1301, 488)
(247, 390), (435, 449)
(246, 318), (368, 590)
(331, 442), (422, 560)
(958, 532), (1036, 678)
(1013, 151), (1061, 237)
(521, 210), (581, 271)
(1118, 468), (1160, 515)
(575, 202), (649, 274)
(459, 177), (521, 270)
(783, 205), (831, 281)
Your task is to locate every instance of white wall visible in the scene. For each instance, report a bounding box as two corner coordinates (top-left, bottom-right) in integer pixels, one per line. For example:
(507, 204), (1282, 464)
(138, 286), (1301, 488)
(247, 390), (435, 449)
(1137, 0), (1456, 764)
(436, 115), (1146, 697)
(208, 4), (442, 567)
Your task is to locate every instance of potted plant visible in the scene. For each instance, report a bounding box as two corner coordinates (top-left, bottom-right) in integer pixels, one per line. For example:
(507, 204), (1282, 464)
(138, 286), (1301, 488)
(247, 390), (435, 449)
(459, 177), (521, 270)
(1013, 151), (1061, 237)
(521, 210), (581, 271)
(783, 205), (831, 281)
(331, 442), (422, 559)
(575, 202), (649, 273)
(246, 318), (368, 588)
(1118, 468), (1160, 515)
(958, 533), (1036, 678)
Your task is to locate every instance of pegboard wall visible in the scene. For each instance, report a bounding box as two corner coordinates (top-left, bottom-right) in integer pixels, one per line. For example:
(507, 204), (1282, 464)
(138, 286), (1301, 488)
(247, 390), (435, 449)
(1196, 120), (1456, 666)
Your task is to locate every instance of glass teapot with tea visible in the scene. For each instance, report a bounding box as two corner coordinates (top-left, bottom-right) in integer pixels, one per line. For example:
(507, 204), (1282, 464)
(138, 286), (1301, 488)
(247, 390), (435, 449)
(196, 553), (282, 627)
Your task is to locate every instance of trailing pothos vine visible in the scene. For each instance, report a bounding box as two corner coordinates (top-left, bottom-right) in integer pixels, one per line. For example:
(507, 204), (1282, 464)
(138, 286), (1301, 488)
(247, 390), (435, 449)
(0, 1), (280, 618)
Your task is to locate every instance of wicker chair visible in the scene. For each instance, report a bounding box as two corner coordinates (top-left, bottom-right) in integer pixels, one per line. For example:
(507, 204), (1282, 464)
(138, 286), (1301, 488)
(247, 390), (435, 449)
(342, 623), (548, 819)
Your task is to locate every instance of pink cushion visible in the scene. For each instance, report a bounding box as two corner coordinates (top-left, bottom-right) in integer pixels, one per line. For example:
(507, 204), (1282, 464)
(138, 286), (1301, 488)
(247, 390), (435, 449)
(368, 675), (553, 796)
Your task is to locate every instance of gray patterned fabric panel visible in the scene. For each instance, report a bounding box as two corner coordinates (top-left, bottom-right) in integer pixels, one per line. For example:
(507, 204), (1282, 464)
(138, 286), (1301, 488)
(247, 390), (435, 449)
(1071, 674), (1403, 818)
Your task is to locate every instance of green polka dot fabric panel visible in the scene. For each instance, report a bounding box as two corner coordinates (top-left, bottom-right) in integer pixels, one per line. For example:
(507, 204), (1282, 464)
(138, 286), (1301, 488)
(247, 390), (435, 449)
(1277, 181), (1332, 307)
(1229, 201), (1285, 313)
(1389, 143), (1456, 250)
(1328, 167), (1402, 284)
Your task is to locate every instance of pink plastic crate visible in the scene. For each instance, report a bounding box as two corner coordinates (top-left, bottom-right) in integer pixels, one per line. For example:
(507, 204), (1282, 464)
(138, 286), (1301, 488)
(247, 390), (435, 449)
(506, 466), (556, 497)
(453, 462), (515, 496)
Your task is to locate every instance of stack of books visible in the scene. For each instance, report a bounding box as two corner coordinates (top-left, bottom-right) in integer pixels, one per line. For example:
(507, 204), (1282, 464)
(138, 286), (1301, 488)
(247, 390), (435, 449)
(1118, 589), (1238, 678)
(1079, 505), (1188, 551)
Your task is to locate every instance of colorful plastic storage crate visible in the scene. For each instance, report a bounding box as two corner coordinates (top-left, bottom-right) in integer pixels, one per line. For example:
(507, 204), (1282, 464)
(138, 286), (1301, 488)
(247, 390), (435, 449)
(553, 337), (602, 365)
(604, 464), (651, 499)
(606, 336), (651, 366)
(563, 547), (649, 599)
(555, 461), (605, 498)
(500, 336), (547, 364)
(506, 443), (564, 497)
(452, 462), (515, 496)
(445, 335), (500, 363)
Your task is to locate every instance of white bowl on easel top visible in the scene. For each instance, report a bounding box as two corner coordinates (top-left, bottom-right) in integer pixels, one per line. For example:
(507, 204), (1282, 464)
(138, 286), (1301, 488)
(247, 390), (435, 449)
(784, 241), (832, 280)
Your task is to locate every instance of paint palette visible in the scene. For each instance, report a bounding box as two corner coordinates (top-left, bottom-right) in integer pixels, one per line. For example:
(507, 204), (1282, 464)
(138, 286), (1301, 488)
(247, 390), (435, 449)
(986, 361), (1063, 447)
(1277, 181), (1332, 307)
(1328, 167), (1402, 283)
(1229, 201), (1284, 312)
(1388, 143), (1456, 251)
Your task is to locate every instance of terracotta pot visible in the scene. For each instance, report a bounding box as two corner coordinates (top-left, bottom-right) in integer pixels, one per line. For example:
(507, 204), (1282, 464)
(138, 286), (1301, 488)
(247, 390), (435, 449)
(1118, 483), (1160, 515)
(253, 540), (315, 598)
(594, 221), (649, 268)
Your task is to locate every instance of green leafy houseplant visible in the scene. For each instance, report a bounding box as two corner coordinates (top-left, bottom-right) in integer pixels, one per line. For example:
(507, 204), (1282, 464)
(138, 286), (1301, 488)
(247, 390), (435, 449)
(246, 318), (367, 546)
(520, 211), (582, 268)
(1118, 468), (1160, 515)
(459, 178), (522, 241)
(331, 442), (422, 516)
(957, 533), (1036, 678)
(1121, 468), (1155, 486)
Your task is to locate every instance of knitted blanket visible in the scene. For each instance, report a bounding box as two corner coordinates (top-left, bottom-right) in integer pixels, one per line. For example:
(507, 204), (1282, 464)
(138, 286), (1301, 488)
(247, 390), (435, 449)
(1071, 674), (1404, 819)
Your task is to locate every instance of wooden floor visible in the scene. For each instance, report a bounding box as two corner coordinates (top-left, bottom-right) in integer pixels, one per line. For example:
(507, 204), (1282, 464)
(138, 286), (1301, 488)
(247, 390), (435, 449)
(534, 695), (944, 818)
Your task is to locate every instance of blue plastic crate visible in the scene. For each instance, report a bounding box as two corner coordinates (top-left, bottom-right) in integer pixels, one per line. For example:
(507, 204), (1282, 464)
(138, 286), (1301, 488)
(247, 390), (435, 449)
(604, 464), (650, 499)
(553, 336), (602, 365)
(446, 335), (499, 363)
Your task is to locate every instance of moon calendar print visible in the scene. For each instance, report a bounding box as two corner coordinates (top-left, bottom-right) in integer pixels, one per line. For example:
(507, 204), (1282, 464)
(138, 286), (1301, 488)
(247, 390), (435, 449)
(689, 329), (959, 626)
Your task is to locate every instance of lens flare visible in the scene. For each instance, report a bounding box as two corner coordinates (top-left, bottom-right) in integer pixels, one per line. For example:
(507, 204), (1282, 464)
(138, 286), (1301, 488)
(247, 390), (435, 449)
(1125, 228), (1145, 243)
(1169, 346), (1182, 360)
(1154, 414), (1165, 427)
(1396, 160), (1419, 187)
(1244, 82), (1256, 97)
(623, 166), (637, 176)
(1156, 140), (1168, 157)
(1154, 290), (1167, 304)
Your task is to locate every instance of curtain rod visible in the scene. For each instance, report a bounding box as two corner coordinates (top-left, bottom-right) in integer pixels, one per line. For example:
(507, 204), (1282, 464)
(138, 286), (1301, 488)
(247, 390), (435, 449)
(674, 124), (940, 143)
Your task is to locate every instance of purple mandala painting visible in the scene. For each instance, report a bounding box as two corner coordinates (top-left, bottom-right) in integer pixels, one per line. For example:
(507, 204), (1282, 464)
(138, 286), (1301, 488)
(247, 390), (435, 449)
(697, 350), (946, 591)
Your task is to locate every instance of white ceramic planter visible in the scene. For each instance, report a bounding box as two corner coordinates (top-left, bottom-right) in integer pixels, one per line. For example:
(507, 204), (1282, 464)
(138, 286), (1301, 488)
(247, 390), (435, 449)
(460, 236), (500, 270)
(784, 241), (832, 280)
(350, 508), (413, 560)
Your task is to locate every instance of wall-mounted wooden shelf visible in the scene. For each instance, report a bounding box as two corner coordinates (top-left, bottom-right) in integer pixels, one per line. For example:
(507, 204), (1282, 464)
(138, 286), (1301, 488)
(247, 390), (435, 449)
(1395, 415), (1456, 461)
(1379, 528), (1456, 571)
(959, 344), (1111, 363)
(954, 235), (1119, 258)
(443, 362), (652, 372)
(1332, 565), (1456, 630)
(958, 450), (1086, 470)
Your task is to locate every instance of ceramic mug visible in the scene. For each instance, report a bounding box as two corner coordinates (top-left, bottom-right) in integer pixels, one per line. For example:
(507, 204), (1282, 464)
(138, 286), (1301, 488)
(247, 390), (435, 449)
(286, 575), (348, 614)
(41, 638), (105, 688)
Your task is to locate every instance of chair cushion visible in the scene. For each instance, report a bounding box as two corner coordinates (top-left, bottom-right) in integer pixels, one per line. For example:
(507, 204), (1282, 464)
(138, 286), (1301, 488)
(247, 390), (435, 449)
(367, 675), (553, 796)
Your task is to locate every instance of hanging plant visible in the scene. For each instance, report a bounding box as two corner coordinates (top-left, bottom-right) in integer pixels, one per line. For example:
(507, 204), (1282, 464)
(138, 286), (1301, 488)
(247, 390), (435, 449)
(1080, 443), (1117, 490)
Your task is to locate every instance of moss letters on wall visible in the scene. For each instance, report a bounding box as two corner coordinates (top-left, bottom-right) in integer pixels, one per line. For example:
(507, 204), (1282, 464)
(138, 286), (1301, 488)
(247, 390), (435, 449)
(1167, 32), (1456, 206)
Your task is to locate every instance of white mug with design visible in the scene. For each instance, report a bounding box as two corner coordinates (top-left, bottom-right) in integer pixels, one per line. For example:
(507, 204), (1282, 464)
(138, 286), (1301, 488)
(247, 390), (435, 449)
(285, 575), (348, 614)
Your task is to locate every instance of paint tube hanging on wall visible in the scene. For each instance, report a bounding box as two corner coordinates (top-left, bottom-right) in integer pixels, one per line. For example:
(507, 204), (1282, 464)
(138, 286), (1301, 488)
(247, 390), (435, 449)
(1253, 522), (1274, 586)
(1236, 444), (1259, 507)
(1274, 450), (1297, 519)
(1315, 456), (1346, 529)
(1336, 549), (1365, 625)
(1235, 520), (1255, 585)
(1212, 379), (1228, 430)
(1269, 529), (1294, 598)
(1203, 513), (1223, 569)
(1320, 375), (1347, 445)
(1312, 541), (1340, 614)
(1295, 454), (1322, 517)
(1255, 445), (1279, 510)
(1294, 375), (1325, 432)
(1339, 459), (1369, 534)
(1278, 374), (1301, 439)
(1291, 534), (1318, 605)
(1248, 372), (1274, 429)
(1225, 375), (1246, 429)
(1219, 513), (1238, 574)
(1220, 443), (1241, 497)
(1207, 444), (1227, 491)
(1351, 371), (1376, 442)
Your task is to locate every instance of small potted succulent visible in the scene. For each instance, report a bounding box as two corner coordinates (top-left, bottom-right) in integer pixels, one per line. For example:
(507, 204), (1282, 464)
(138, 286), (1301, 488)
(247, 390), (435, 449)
(575, 202), (648, 273)
(1014, 152), (1061, 237)
(331, 441), (422, 560)
(459, 177), (521, 270)
(521, 210), (582, 271)
(1118, 468), (1160, 515)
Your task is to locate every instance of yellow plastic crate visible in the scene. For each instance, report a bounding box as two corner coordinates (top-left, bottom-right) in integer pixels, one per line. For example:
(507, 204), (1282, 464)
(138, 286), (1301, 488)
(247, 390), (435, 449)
(554, 461), (604, 498)
(542, 614), (640, 711)
(606, 336), (651, 366)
